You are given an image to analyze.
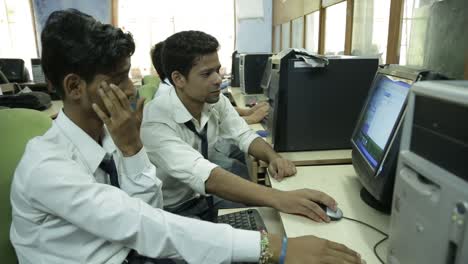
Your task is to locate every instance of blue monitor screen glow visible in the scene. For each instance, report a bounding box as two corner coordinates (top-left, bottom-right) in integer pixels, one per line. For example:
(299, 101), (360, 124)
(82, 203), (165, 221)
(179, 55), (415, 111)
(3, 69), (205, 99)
(353, 74), (412, 170)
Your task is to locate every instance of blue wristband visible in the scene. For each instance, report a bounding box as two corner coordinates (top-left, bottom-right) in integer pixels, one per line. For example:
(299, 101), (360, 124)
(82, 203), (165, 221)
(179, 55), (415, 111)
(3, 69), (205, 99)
(279, 236), (288, 264)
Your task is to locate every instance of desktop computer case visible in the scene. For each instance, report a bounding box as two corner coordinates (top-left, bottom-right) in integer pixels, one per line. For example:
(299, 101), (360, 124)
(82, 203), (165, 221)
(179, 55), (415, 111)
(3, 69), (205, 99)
(231, 51), (240, 87)
(388, 81), (468, 264)
(239, 53), (271, 94)
(267, 53), (378, 152)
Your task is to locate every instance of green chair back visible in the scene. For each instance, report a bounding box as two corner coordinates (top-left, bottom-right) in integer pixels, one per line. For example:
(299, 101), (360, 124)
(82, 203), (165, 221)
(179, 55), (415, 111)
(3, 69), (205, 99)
(142, 75), (160, 87)
(139, 84), (159, 105)
(0, 108), (52, 262)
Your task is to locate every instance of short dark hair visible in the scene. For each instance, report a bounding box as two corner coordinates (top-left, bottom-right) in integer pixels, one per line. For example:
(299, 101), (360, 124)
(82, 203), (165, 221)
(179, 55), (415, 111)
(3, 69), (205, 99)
(162, 31), (219, 86)
(41, 9), (135, 98)
(150, 41), (166, 80)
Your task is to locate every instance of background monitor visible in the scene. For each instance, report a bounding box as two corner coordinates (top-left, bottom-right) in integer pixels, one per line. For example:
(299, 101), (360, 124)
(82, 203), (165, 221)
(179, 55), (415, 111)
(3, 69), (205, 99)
(351, 70), (413, 213)
(0, 58), (29, 84)
(260, 56), (272, 91)
(31, 58), (46, 84)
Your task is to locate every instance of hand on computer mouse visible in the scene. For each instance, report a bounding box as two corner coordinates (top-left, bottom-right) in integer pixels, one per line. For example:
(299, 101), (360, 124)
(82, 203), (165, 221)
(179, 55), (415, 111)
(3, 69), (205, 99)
(269, 234), (364, 264)
(273, 189), (337, 223)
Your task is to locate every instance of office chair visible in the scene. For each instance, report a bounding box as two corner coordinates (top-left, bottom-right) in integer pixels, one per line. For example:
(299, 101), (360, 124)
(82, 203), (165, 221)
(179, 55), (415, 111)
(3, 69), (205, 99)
(139, 75), (160, 104)
(0, 108), (52, 262)
(142, 74), (160, 87)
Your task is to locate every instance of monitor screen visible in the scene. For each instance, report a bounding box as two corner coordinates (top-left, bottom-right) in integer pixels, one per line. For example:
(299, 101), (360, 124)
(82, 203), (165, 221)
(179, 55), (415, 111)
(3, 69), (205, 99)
(31, 58), (46, 83)
(352, 74), (412, 170)
(260, 57), (272, 90)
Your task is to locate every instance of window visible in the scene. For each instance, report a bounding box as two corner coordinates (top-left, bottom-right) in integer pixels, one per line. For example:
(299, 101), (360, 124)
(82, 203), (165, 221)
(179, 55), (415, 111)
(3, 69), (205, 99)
(273, 24), (281, 53)
(324, 2), (347, 55)
(399, 0), (466, 78)
(118, 0), (234, 77)
(281, 21), (290, 50)
(351, 0), (391, 63)
(305, 11), (320, 53)
(291, 17), (304, 48)
(0, 0), (38, 77)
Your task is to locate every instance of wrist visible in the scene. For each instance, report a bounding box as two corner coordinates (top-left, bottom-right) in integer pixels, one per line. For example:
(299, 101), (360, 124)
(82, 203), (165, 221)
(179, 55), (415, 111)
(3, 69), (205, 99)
(262, 233), (280, 263)
(120, 141), (143, 157)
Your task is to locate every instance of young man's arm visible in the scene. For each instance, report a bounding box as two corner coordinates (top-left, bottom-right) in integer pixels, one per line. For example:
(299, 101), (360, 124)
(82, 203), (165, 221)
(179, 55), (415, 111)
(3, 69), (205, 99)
(247, 137), (296, 180)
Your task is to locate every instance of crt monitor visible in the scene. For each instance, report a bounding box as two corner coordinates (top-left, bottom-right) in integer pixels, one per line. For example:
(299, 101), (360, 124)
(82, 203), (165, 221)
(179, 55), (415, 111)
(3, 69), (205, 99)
(351, 67), (413, 213)
(260, 56), (272, 92)
(0, 58), (29, 83)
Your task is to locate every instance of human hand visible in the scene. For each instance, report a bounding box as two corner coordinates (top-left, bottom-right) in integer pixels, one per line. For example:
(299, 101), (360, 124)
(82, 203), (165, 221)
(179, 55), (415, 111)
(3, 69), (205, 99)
(92, 81), (145, 156)
(273, 189), (337, 222)
(250, 101), (269, 113)
(281, 235), (364, 264)
(268, 157), (296, 181)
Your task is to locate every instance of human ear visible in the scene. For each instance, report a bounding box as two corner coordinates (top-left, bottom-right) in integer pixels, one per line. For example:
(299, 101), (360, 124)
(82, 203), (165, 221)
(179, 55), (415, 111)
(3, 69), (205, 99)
(63, 74), (85, 100)
(171, 71), (186, 89)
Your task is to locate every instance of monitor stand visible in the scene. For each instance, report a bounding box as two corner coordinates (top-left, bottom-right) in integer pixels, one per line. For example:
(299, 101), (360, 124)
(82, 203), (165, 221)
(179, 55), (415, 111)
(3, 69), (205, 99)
(360, 188), (391, 214)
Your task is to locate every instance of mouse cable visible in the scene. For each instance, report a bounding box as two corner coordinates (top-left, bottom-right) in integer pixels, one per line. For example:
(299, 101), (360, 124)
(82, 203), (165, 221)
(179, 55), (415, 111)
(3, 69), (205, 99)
(342, 216), (389, 264)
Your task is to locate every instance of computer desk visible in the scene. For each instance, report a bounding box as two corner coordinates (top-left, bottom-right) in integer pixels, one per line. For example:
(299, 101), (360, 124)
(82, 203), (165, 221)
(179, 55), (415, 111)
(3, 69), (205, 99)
(42, 100), (63, 119)
(269, 165), (390, 263)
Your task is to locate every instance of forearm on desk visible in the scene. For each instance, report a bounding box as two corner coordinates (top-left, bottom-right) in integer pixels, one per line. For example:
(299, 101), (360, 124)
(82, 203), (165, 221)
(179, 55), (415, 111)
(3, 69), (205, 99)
(248, 137), (281, 163)
(205, 167), (281, 207)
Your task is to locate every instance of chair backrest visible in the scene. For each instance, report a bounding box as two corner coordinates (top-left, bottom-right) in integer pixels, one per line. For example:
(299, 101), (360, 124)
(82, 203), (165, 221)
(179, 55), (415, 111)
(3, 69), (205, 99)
(139, 82), (161, 105)
(142, 74), (160, 87)
(0, 108), (52, 262)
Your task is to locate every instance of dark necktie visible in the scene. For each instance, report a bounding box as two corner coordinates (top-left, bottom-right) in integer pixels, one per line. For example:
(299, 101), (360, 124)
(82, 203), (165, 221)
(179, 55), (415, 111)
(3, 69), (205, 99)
(99, 155), (120, 188)
(184, 121), (208, 159)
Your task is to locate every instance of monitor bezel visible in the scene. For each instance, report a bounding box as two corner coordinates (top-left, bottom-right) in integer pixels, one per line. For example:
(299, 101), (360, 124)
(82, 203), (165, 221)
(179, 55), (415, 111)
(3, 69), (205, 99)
(351, 71), (413, 176)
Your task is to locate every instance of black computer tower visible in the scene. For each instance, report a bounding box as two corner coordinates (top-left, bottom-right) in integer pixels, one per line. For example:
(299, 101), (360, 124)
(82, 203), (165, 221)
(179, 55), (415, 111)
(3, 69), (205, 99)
(231, 51), (240, 87)
(267, 52), (378, 152)
(239, 53), (271, 94)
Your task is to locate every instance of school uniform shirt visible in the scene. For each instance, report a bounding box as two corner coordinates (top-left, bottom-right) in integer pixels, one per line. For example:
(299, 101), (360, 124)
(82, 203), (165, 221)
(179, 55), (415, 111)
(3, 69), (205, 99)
(10, 110), (260, 264)
(155, 78), (173, 98)
(141, 88), (260, 210)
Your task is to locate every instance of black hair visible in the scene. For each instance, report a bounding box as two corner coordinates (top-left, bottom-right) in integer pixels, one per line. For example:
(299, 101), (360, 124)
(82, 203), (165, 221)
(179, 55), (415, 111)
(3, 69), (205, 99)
(162, 30), (219, 86)
(150, 41), (166, 80)
(41, 9), (135, 98)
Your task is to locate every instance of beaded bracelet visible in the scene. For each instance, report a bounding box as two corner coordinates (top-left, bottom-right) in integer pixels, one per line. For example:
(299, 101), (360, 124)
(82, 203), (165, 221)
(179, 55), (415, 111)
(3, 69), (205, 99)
(279, 236), (288, 264)
(259, 230), (273, 264)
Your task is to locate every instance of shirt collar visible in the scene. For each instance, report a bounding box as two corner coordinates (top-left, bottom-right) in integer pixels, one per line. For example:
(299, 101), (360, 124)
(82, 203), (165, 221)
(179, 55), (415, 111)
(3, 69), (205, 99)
(170, 89), (213, 127)
(55, 110), (114, 174)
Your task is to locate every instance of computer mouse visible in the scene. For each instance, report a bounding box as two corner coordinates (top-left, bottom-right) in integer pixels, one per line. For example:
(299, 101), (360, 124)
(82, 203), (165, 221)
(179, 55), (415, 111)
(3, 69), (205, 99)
(317, 202), (343, 221)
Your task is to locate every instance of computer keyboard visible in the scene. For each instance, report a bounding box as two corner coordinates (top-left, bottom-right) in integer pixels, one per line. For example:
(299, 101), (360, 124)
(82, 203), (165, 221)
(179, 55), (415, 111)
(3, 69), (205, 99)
(217, 209), (267, 231)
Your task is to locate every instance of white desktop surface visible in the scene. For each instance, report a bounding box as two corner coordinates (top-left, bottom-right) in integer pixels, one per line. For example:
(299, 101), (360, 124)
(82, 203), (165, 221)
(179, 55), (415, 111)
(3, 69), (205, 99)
(270, 165), (390, 263)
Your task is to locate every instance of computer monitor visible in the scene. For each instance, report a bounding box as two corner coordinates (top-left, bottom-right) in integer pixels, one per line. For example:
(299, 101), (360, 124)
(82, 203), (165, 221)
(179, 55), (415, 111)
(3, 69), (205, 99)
(351, 66), (414, 213)
(31, 58), (46, 84)
(0, 58), (29, 83)
(260, 57), (272, 92)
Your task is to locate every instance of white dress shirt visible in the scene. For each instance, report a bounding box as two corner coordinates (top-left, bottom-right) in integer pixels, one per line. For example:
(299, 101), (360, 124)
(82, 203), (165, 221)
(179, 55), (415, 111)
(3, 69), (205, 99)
(155, 78), (173, 98)
(10, 110), (260, 264)
(141, 88), (259, 209)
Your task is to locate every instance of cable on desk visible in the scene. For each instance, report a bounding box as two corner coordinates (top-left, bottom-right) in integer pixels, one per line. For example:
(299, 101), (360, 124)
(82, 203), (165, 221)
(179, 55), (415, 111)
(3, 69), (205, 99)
(342, 216), (388, 264)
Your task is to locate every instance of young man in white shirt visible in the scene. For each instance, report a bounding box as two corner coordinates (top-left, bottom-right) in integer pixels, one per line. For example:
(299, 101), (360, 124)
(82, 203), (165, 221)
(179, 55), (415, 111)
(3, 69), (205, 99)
(10, 9), (363, 264)
(140, 31), (341, 221)
(150, 41), (173, 98)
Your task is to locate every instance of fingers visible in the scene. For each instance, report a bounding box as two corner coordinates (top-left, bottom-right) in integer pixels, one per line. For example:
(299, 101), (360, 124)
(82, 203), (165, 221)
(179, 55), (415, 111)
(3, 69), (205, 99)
(92, 103), (111, 125)
(326, 242), (364, 264)
(110, 83), (132, 110)
(135, 97), (145, 124)
(304, 189), (337, 210)
(99, 81), (123, 114)
(268, 163), (278, 180)
(302, 199), (330, 222)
